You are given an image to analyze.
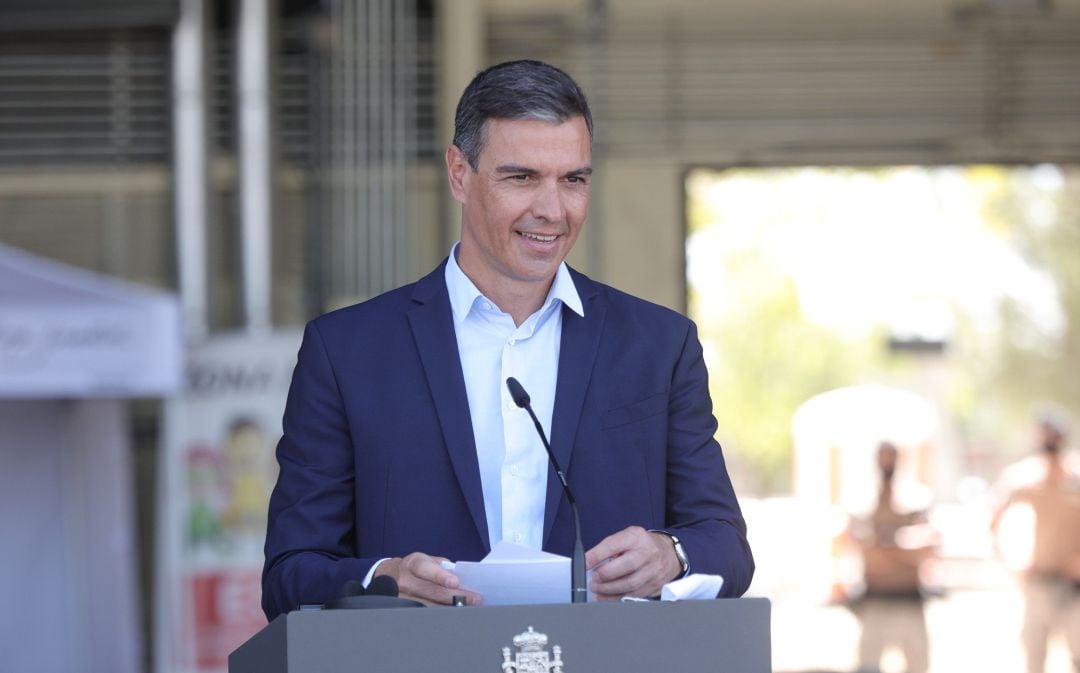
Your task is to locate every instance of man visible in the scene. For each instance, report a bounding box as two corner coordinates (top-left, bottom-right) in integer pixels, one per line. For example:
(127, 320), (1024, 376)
(992, 414), (1080, 673)
(262, 60), (754, 619)
(849, 442), (937, 673)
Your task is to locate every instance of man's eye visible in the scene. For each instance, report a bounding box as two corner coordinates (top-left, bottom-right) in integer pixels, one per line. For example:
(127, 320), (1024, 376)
(510, 174), (530, 182)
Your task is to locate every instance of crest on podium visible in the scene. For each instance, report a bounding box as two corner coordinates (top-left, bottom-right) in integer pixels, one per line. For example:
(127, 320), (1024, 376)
(501, 627), (564, 673)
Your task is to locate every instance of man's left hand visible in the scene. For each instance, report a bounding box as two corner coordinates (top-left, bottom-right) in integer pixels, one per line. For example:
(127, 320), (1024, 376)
(585, 526), (681, 600)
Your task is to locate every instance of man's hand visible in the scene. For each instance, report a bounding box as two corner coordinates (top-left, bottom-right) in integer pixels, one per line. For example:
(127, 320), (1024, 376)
(373, 552), (483, 606)
(585, 526), (682, 601)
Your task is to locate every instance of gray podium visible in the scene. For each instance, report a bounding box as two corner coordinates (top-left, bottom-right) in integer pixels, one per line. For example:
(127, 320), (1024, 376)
(230, 598), (771, 672)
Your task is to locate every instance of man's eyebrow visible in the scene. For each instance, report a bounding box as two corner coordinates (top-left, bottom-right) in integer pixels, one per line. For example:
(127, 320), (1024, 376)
(565, 167), (593, 178)
(492, 165), (594, 178)
(494, 164), (539, 175)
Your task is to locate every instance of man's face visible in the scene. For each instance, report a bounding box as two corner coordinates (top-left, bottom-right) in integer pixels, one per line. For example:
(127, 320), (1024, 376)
(877, 443), (899, 480)
(1040, 422), (1064, 453)
(447, 116), (591, 296)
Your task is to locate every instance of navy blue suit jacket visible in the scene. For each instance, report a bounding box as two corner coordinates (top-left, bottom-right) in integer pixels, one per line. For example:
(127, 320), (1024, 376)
(262, 263), (753, 619)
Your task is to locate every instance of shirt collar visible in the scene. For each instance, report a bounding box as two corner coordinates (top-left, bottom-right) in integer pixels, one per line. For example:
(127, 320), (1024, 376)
(444, 242), (584, 326)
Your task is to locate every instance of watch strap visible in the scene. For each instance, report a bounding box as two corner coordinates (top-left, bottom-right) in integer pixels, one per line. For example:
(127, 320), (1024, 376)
(649, 529), (690, 579)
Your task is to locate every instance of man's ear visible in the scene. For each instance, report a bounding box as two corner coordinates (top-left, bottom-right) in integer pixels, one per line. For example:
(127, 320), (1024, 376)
(446, 144), (471, 204)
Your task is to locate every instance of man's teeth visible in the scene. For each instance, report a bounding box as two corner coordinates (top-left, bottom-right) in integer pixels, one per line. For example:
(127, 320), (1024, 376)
(519, 232), (557, 243)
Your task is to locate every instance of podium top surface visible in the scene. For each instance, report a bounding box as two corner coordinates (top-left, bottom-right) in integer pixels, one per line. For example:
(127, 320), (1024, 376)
(231, 598), (771, 673)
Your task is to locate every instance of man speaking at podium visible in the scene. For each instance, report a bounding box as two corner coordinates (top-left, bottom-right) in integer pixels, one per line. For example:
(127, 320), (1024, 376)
(262, 60), (754, 619)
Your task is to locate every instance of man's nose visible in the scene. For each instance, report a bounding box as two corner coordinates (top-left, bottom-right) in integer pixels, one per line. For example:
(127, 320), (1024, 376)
(530, 181), (563, 222)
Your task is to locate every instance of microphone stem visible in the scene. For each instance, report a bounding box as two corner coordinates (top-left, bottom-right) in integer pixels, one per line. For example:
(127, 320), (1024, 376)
(570, 500), (587, 603)
(523, 405), (588, 604)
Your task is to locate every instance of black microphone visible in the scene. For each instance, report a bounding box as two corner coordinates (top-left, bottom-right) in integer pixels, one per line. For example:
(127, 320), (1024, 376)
(322, 575), (424, 610)
(366, 574), (399, 597)
(505, 376), (587, 604)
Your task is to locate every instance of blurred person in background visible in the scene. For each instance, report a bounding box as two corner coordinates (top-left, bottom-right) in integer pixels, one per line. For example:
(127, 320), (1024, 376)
(847, 441), (938, 673)
(992, 414), (1080, 673)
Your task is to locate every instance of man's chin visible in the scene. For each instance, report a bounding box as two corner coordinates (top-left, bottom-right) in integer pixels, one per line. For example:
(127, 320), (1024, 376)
(505, 263), (562, 287)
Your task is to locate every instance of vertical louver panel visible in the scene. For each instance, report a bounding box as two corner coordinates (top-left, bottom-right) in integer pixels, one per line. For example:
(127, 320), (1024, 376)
(0, 25), (327, 166)
(307, 0), (426, 308)
(489, 11), (1080, 162)
(0, 30), (171, 164)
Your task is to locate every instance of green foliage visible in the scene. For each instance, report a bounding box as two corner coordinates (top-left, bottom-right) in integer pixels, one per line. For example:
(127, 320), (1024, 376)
(686, 164), (886, 492)
(971, 167), (1080, 428)
(687, 164), (1080, 492)
(693, 273), (870, 493)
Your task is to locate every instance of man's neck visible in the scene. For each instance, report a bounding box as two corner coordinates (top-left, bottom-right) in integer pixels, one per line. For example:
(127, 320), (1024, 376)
(455, 253), (555, 327)
(877, 482), (894, 509)
(481, 279), (551, 327)
(1044, 454), (1066, 488)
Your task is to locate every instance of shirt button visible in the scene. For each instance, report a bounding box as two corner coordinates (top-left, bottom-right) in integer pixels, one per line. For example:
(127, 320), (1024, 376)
(482, 302), (492, 311)
(506, 400), (515, 411)
(508, 338), (516, 346)
(510, 466), (520, 477)
(513, 533), (523, 543)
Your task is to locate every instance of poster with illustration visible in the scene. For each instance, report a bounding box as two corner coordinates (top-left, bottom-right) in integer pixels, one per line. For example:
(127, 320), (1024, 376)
(156, 330), (300, 673)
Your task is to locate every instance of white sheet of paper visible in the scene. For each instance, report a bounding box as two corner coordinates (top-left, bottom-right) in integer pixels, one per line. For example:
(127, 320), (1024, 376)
(660, 573), (724, 601)
(443, 541), (571, 606)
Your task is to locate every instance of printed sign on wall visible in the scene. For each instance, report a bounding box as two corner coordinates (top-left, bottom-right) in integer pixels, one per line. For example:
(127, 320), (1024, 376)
(156, 330), (300, 673)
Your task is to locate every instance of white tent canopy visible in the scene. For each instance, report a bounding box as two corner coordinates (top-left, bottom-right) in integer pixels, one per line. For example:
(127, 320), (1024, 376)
(0, 242), (182, 397)
(0, 243), (183, 673)
(792, 384), (941, 514)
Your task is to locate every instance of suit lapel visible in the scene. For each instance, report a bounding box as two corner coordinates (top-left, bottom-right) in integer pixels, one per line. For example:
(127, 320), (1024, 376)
(543, 269), (606, 546)
(407, 263), (490, 551)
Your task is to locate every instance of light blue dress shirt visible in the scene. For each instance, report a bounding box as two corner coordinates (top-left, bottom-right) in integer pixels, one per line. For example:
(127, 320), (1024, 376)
(445, 243), (584, 551)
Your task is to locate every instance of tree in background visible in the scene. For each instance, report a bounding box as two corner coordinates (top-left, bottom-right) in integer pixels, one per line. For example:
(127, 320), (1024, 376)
(966, 166), (1080, 450)
(687, 165), (1079, 494)
(687, 169), (882, 493)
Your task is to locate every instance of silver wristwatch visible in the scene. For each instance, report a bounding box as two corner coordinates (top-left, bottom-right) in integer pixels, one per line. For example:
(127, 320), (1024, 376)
(650, 529), (690, 579)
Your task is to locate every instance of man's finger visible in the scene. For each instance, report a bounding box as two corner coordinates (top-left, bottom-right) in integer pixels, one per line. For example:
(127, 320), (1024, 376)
(401, 580), (483, 607)
(585, 525), (643, 568)
(589, 547), (643, 583)
(385, 553), (484, 606)
(403, 553), (460, 588)
(587, 528), (678, 599)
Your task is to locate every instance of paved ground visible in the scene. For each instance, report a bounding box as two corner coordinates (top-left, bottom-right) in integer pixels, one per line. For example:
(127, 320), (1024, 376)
(768, 575), (1076, 672)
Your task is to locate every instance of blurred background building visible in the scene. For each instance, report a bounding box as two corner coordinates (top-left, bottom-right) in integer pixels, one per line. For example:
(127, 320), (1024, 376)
(2, 0), (1079, 672)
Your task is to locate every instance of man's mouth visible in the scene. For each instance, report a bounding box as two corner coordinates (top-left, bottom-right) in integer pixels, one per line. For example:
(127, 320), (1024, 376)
(517, 231), (558, 243)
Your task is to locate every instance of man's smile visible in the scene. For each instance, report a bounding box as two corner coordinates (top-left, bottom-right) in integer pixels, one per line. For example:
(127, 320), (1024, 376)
(516, 231), (559, 243)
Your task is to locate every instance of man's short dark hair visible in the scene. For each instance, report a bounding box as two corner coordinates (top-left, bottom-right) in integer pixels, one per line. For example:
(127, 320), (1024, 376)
(452, 59), (593, 170)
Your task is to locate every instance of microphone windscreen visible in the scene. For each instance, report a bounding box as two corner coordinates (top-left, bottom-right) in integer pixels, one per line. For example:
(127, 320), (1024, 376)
(367, 574), (400, 598)
(341, 579), (365, 597)
(505, 377), (530, 408)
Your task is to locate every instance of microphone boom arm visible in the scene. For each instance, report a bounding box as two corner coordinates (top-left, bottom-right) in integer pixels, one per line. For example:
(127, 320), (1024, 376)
(507, 377), (588, 604)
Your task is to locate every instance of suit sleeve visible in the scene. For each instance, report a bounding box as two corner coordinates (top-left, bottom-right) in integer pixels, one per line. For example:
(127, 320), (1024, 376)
(261, 320), (378, 619)
(660, 321), (755, 597)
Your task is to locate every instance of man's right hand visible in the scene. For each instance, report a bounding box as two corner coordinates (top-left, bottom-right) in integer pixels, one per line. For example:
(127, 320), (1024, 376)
(373, 552), (483, 606)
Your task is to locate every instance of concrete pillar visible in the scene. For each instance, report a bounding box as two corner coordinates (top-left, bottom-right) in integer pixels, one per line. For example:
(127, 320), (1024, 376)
(434, 0), (486, 252)
(172, 0), (213, 340)
(597, 160), (686, 313)
(237, 0), (276, 332)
